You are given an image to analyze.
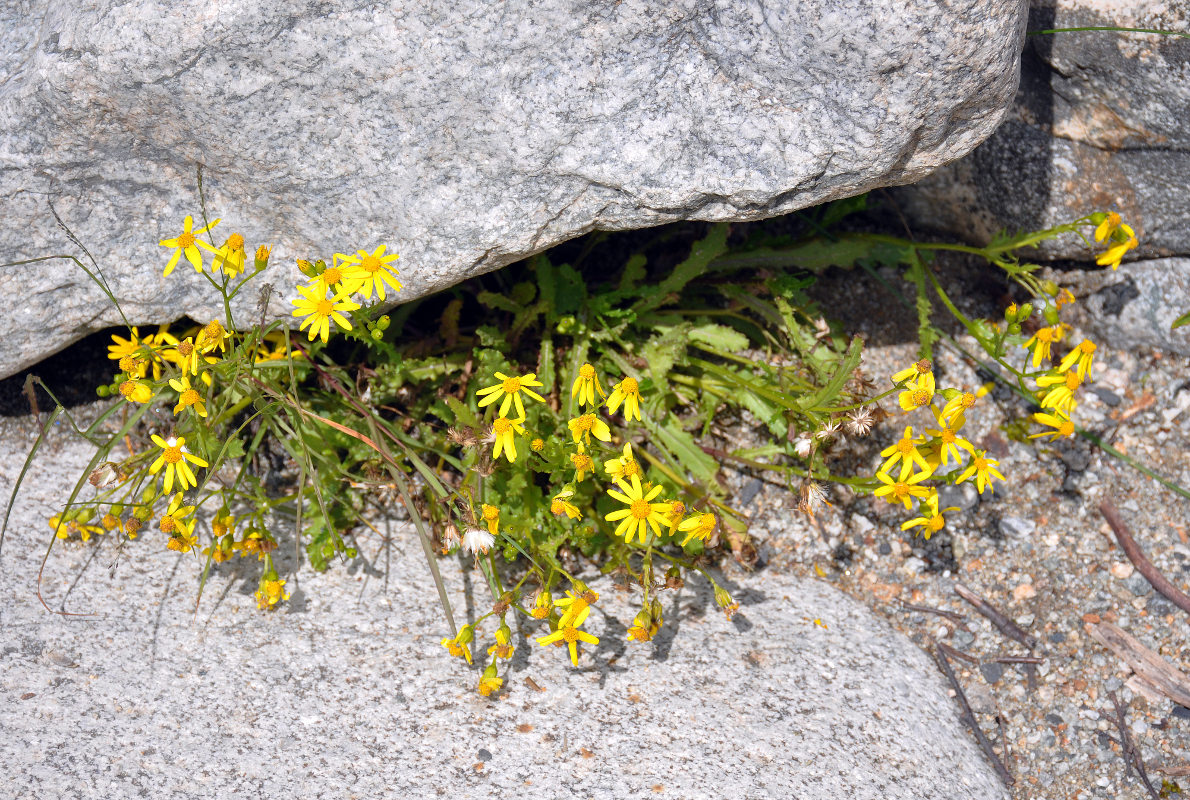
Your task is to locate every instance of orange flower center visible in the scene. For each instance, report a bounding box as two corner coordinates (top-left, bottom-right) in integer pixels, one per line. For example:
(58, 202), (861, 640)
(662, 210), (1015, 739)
(1064, 372), (1081, 391)
(572, 415), (594, 432)
(621, 459), (641, 478)
(316, 299), (334, 315)
(961, 393), (975, 409)
(620, 377), (639, 394)
(572, 454), (592, 470)
(550, 500), (565, 515)
(940, 429), (956, 444)
(1079, 340), (1096, 355)
(1059, 420), (1075, 436)
(180, 389), (201, 407)
(630, 499), (652, 520)
(502, 377), (522, 393)
(669, 502), (686, 517)
(227, 233), (245, 250)
(321, 266), (343, 284)
(1037, 328), (1054, 343)
(177, 232), (195, 249)
(892, 483), (911, 500)
(896, 438), (915, 454)
(973, 457), (988, 470)
(361, 255), (381, 274)
(159, 515), (177, 533)
(927, 516), (945, 533)
(163, 446), (183, 464)
(912, 390), (930, 407)
(562, 627), (581, 643)
(915, 359), (932, 375)
(579, 364), (595, 379)
(178, 341), (194, 357)
(493, 418), (512, 434)
(482, 505), (499, 521)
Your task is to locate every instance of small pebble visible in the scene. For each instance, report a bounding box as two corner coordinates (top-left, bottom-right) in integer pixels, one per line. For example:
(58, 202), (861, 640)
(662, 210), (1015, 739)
(998, 516), (1036, 538)
(1174, 706), (1190, 720)
(1045, 713), (1064, 726)
(1012, 583), (1036, 602)
(878, 542), (892, 555)
(979, 662), (1004, 684)
(1048, 631), (1066, 643)
(1123, 573), (1153, 597)
(1110, 562), (1134, 580)
(477, 748), (493, 761)
(938, 483), (978, 512)
(1017, 613), (1034, 627)
(954, 630), (975, 649)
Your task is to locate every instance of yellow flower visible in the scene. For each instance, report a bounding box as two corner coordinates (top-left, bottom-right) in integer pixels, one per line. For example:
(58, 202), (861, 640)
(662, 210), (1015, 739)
(879, 426), (932, 476)
(309, 262), (363, 296)
(160, 215), (221, 276)
(892, 359), (935, 393)
(489, 415), (526, 463)
(442, 626), (474, 665)
(255, 575), (290, 609)
(481, 504), (500, 536)
(627, 607), (656, 642)
(108, 327), (147, 363)
(476, 372), (545, 418)
(567, 413), (612, 445)
(939, 391), (976, 426)
(291, 285), (361, 343)
(254, 245), (272, 270)
(530, 438), (545, 452)
(487, 623), (515, 660)
(570, 445), (594, 481)
(606, 376), (643, 421)
(536, 621), (599, 667)
(1096, 224), (1138, 269)
(1058, 339), (1097, 382)
(149, 435), (209, 494)
(530, 590), (553, 620)
(337, 245), (402, 301)
(555, 588), (599, 629)
(1056, 288), (1076, 308)
(677, 512), (716, 547)
(897, 381), (934, 412)
(873, 468), (932, 510)
(956, 450), (1005, 495)
(1094, 212), (1122, 242)
(550, 490), (582, 520)
(571, 363), (606, 408)
(923, 409), (974, 468)
(1022, 325), (1065, 369)
(197, 320), (232, 355)
(168, 375), (207, 418)
(211, 232), (247, 278)
(1029, 410), (1076, 441)
(478, 664), (503, 697)
(159, 492), (197, 546)
(604, 475), (670, 544)
(118, 379), (153, 404)
(900, 492), (955, 540)
(1037, 369), (1082, 413)
(663, 501), (686, 536)
(603, 442), (643, 482)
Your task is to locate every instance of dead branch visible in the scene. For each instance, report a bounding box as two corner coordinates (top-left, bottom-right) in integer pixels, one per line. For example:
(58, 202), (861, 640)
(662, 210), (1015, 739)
(1099, 501), (1190, 616)
(1087, 621), (1190, 708)
(933, 645), (1015, 787)
(954, 582), (1039, 650)
(1105, 691), (1161, 799)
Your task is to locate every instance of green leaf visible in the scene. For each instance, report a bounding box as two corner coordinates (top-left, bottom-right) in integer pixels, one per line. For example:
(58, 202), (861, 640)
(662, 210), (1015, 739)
(687, 322), (749, 352)
(619, 253), (647, 292)
(635, 224), (729, 313)
(641, 323), (691, 388)
(538, 337), (556, 395)
(445, 396), (480, 430)
(476, 291), (523, 313)
(796, 334), (864, 412)
(1173, 310), (1190, 330)
(652, 415), (722, 487)
(904, 251), (938, 360)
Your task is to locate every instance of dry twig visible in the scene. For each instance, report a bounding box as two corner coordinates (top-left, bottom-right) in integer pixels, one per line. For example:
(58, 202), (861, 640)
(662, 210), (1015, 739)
(1087, 621), (1190, 708)
(1104, 691), (1161, 799)
(933, 646), (1015, 787)
(1099, 501), (1190, 616)
(954, 583), (1039, 650)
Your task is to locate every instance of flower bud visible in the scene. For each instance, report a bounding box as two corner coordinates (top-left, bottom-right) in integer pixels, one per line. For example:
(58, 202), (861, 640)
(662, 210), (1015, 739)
(1004, 302), (1018, 322)
(141, 485), (157, 504)
(254, 245), (271, 271)
(1043, 305), (1061, 326)
(1088, 212), (1108, 225)
(376, 314), (391, 331)
(1017, 302), (1033, 322)
(665, 566), (684, 590)
(1040, 279), (1060, 297)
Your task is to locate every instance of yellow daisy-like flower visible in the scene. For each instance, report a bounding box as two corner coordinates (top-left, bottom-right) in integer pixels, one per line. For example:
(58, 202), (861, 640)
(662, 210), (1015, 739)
(555, 588), (599, 629)
(923, 409), (974, 468)
(663, 501), (686, 536)
(476, 372), (545, 419)
(160, 215), (221, 277)
(956, 449), (1005, 495)
(1037, 369), (1082, 413)
(1058, 339), (1097, 382)
(1029, 410), (1076, 441)
(897, 382), (935, 412)
(606, 376), (643, 421)
(1096, 224), (1138, 270)
(197, 320), (232, 356)
(567, 413), (612, 445)
(148, 434), (209, 494)
(481, 504), (500, 536)
(873, 467), (932, 510)
(530, 590), (553, 620)
(536, 621), (599, 667)
(487, 624), (514, 660)
(627, 607), (658, 643)
(211, 232), (247, 278)
(677, 512), (717, 547)
(489, 415), (526, 463)
(337, 245), (402, 301)
(118, 379), (153, 404)
(442, 626), (474, 665)
(550, 490), (582, 520)
(255, 575), (290, 609)
(478, 664), (503, 697)
(1022, 325), (1064, 369)
(892, 359), (935, 393)
(939, 391), (977, 426)
(604, 475), (670, 544)
(168, 375), (207, 418)
(159, 492), (197, 544)
(603, 442), (643, 483)
(309, 262), (363, 296)
(291, 285), (361, 343)
(1094, 212), (1122, 242)
(900, 492), (956, 540)
(570, 446), (594, 481)
(879, 426), (932, 476)
(571, 363), (606, 408)
(108, 327), (147, 363)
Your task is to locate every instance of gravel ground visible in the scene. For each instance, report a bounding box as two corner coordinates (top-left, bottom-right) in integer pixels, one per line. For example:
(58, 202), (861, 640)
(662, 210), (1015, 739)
(714, 256), (1190, 800)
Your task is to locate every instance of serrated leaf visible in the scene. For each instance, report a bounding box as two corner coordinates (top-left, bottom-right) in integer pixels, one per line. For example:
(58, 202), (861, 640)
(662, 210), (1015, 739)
(445, 396), (480, 430)
(619, 253), (647, 292)
(476, 291), (522, 313)
(687, 323), (749, 352)
(796, 334), (864, 412)
(653, 416), (721, 487)
(635, 224), (729, 313)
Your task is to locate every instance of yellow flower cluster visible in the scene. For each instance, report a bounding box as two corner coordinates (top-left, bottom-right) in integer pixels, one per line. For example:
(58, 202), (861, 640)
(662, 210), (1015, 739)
(1092, 212), (1138, 270)
(290, 246), (402, 343)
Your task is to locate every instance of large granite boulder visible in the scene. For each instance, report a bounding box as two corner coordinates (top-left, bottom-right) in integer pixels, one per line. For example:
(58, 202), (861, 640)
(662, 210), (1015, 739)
(895, 3), (1190, 261)
(0, 0), (1029, 378)
(0, 414), (1010, 799)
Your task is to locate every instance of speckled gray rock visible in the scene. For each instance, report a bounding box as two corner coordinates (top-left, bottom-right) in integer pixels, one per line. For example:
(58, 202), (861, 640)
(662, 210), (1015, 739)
(0, 412), (1009, 799)
(895, 3), (1190, 261)
(0, 0), (1030, 378)
(1056, 258), (1190, 355)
